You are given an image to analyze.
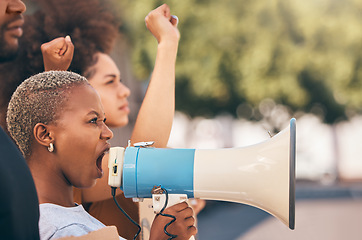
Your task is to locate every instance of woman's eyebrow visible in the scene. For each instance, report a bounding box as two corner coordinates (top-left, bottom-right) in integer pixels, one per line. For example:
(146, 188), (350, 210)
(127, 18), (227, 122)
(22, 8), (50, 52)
(87, 110), (106, 118)
(104, 74), (117, 78)
(86, 110), (100, 117)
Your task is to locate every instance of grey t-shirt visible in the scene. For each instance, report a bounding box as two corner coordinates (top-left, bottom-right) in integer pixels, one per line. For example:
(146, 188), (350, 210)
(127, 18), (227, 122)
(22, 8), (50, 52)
(39, 203), (124, 240)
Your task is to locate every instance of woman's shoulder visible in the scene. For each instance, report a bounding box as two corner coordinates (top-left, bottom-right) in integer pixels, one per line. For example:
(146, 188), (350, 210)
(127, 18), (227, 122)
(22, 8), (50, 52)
(39, 203), (86, 220)
(39, 203), (106, 240)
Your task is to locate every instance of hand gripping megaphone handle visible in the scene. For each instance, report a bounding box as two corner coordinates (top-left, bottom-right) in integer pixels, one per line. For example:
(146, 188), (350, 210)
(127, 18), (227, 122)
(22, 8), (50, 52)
(152, 193), (196, 240)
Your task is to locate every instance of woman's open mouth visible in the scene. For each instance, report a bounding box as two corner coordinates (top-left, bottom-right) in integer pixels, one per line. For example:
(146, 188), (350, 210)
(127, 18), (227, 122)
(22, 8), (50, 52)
(96, 142), (111, 178)
(96, 146), (109, 177)
(96, 153), (104, 173)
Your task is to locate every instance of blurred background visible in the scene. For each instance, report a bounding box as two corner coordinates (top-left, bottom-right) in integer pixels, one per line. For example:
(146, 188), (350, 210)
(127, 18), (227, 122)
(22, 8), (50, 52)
(26, 0), (362, 239)
(114, 1), (362, 238)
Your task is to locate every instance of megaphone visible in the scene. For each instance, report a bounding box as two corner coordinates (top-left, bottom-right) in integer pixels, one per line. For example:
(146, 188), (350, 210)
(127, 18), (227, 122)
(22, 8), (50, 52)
(109, 118), (296, 230)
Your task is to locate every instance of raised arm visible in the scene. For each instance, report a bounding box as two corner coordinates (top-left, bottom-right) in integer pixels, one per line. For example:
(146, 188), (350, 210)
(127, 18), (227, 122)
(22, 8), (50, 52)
(130, 4), (180, 148)
(78, 5), (180, 203)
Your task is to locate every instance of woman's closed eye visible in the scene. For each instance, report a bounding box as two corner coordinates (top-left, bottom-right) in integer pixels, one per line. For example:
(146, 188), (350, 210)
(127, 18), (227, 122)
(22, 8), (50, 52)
(105, 75), (122, 85)
(105, 79), (114, 85)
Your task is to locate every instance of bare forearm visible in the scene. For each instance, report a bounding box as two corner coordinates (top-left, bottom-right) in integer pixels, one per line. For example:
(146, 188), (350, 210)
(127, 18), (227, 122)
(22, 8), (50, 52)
(131, 41), (178, 148)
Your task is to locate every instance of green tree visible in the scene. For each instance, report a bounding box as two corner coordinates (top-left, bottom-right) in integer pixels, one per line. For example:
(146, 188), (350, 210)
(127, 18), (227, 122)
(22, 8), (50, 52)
(117, 0), (362, 123)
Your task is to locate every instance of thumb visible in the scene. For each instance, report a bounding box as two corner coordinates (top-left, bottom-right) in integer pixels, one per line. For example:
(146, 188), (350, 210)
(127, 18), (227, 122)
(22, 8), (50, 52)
(63, 35), (74, 57)
(65, 35), (72, 44)
(170, 15), (179, 26)
(160, 3), (171, 19)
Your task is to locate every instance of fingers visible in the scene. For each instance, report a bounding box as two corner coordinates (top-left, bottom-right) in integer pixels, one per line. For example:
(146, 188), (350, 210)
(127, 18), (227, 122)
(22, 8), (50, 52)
(58, 36), (74, 57)
(41, 36), (74, 71)
(145, 4), (169, 25)
(178, 205), (194, 217)
(63, 35), (74, 59)
(150, 212), (197, 240)
(188, 225), (198, 236)
(144, 3), (180, 44)
(156, 4), (178, 25)
(41, 36), (73, 57)
(190, 199), (206, 215)
(164, 201), (189, 213)
(151, 202), (197, 240)
(163, 202), (194, 222)
(184, 215), (195, 227)
(145, 4), (178, 27)
(57, 38), (67, 56)
(158, 3), (171, 19)
(41, 37), (62, 55)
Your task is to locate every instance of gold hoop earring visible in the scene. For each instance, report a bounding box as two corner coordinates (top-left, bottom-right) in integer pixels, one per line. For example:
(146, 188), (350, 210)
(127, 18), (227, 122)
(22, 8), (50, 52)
(48, 143), (54, 153)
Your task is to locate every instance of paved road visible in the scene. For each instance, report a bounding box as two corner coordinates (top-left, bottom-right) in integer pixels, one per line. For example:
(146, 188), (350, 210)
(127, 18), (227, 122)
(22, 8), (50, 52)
(196, 182), (362, 240)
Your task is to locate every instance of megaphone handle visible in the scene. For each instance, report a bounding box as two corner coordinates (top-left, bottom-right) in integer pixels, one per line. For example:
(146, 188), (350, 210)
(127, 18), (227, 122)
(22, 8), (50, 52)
(152, 194), (196, 240)
(152, 194), (188, 213)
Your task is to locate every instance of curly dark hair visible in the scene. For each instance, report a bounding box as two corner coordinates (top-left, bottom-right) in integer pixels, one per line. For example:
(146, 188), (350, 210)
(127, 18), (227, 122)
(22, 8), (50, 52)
(0, 0), (120, 129)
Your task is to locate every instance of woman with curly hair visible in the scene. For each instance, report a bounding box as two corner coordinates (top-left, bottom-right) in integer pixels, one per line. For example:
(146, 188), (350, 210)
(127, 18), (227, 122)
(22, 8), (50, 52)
(0, 0), (183, 238)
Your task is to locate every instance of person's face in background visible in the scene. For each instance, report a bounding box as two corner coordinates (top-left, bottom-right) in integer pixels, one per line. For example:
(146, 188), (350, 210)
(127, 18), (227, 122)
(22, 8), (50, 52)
(86, 52), (131, 128)
(0, 0), (26, 63)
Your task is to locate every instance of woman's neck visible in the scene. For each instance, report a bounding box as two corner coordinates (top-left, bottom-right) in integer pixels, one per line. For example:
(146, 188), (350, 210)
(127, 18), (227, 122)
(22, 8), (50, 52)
(35, 176), (75, 207)
(28, 155), (75, 207)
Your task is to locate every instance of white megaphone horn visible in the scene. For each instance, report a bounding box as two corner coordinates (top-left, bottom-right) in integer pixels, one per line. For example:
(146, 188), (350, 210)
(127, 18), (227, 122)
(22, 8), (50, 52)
(109, 118), (296, 230)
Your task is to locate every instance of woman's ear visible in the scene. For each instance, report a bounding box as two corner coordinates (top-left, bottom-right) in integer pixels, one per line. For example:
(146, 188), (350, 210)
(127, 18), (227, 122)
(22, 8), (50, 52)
(33, 123), (54, 148)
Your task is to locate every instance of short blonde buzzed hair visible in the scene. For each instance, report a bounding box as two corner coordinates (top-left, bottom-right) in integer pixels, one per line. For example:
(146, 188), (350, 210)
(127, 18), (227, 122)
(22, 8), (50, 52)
(7, 71), (89, 157)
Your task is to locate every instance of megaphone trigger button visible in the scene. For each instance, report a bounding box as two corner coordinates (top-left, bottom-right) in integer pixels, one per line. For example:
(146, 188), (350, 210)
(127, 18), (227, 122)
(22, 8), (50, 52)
(133, 141), (155, 148)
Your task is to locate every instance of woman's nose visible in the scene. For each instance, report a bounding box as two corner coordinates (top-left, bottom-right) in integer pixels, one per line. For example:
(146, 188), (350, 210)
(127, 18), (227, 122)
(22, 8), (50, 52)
(117, 82), (131, 98)
(101, 123), (113, 140)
